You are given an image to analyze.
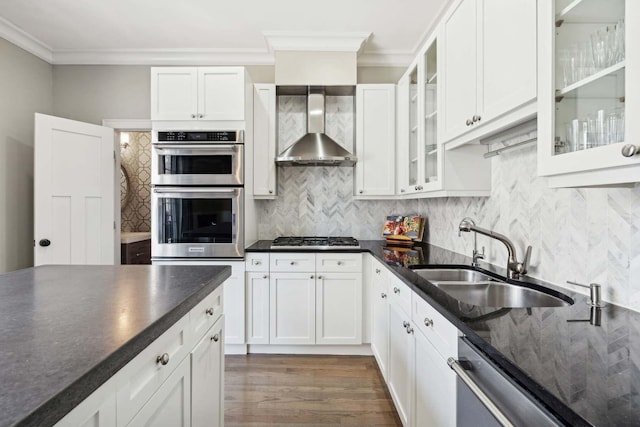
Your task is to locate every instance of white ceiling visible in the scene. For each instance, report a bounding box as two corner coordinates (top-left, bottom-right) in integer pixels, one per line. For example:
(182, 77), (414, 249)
(0, 0), (449, 66)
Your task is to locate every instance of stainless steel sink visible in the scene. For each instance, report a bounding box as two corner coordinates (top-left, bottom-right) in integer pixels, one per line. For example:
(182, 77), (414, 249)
(412, 268), (572, 308)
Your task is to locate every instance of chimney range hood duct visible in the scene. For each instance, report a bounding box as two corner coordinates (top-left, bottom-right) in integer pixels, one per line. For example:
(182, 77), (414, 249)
(276, 87), (356, 167)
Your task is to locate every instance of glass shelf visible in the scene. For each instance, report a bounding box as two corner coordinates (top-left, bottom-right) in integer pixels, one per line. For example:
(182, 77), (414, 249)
(556, 61), (625, 98)
(556, 0), (624, 23)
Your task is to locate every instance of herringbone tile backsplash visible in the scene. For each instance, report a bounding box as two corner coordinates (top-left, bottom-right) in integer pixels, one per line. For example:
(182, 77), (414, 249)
(258, 115), (640, 310)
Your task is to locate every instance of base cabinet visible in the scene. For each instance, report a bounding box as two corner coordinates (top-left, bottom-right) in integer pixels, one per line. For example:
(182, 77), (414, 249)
(246, 272), (270, 344)
(316, 273), (363, 345)
(191, 317), (225, 427)
(414, 329), (456, 427)
(387, 303), (414, 427)
(370, 262), (389, 380)
(127, 356), (192, 427)
(269, 272), (316, 345)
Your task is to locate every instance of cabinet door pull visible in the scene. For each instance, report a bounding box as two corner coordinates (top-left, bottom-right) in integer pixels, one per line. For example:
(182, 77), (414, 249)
(375, 268), (381, 274)
(393, 287), (400, 294)
(406, 325), (414, 334)
(262, 275), (268, 279)
(206, 307), (215, 316)
(402, 320), (410, 328)
(290, 261), (296, 266)
(310, 275), (314, 279)
(466, 119), (473, 126)
(318, 275), (323, 279)
(156, 353), (170, 366)
(191, 114), (196, 119)
(210, 334), (220, 342)
(337, 261), (343, 266)
(381, 293), (387, 299)
(198, 114), (204, 119)
(622, 144), (640, 157)
(424, 317), (433, 327)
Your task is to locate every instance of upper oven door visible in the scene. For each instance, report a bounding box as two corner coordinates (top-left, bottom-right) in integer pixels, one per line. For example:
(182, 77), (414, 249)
(152, 143), (244, 186)
(151, 187), (244, 258)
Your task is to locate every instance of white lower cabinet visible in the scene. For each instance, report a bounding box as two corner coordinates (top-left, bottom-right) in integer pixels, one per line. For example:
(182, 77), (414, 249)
(316, 273), (363, 345)
(127, 356), (191, 427)
(387, 302), (414, 427)
(370, 262), (389, 380)
(223, 265), (245, 345)
(414, 328), (456, 427)
(269, 272), (316, 345)
(246, 272), (270, 344)
(191, 317), (225, 427)
(54, 378), (117, 427)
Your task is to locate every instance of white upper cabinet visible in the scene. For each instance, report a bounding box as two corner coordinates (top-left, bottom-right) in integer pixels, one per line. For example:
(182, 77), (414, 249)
(355, 84), (396, 197)
(253, 84), (277, 197)
(442, 0), (537, 148)
(538, 0), (640, 187)
(151, 67), (245, 121)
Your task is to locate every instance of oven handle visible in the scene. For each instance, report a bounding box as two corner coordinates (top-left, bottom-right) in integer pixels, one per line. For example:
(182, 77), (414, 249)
(153, 144), (238, 152)
(153, 187), (239, 194)
(447, 357), (515, 427)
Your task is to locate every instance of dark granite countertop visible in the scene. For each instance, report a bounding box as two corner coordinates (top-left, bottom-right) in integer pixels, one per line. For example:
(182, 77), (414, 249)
(247, 240), (639, 427)
(0, 264), (231, 427)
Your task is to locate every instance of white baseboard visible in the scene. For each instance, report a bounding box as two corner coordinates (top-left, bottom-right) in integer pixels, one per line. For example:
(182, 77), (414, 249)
(225, 344), (248, 355)
(247, 344), (373, 356)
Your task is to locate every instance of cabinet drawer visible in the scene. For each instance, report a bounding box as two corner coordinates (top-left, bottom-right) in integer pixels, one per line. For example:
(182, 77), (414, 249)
(316, 253), (362, 272)
(121, 239), (151, 265)
(116, 313), (190, 426)
(388, 276), (411, 316)
(246, 252), (269, 271)
(412, 294), (458, 359)
(191, 285), (224, 343)
(270, 253), (316, 272)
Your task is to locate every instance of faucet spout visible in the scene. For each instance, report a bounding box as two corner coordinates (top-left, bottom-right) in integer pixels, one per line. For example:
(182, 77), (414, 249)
(458, 219), (531, 279)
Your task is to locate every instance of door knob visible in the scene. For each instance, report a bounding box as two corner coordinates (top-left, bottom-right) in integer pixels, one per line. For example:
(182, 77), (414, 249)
(39, 239), (51, 247)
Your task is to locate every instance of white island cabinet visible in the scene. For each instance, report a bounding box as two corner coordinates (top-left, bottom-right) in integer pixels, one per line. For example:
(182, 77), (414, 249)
(55, 285), (225, 427)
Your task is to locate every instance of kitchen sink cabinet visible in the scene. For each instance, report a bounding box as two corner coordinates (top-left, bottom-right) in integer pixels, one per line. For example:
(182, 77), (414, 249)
(537, 0), (640, 187)
(253, 84), (277, 198)
(354, 84), (396, 198)
(441, 0), (537, 149)
(151, 66), (245, 121)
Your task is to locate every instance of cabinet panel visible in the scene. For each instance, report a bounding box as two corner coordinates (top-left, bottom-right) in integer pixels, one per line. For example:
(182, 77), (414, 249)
(150, 67), (198, 121)
(191, 317), (224, 427)
(224, 272), (245, 345)
(315, 273), (363, 345)
(443, 0), (478, 142)
(414, 329), (456, 427)
(116, 314), (190, 427)
(370, 264), (389, 380)
(480, 0), (537, 121)
(253, 84), (277, 197)
(387, 303), (414, 427)
(198, 67), (245, 121)
(316, 253), (362, 273)
(191, 284), (223, 344)
(246, 252), (269, 271)
(127, 356), (191, 427)
(355, 84), (396, 196)
(412, 292), (458, 359)
(269, 273), (316, 344)
(54, 377), (116, 427)
(270, 253), (316, 272)
(246, 272), (270, 344)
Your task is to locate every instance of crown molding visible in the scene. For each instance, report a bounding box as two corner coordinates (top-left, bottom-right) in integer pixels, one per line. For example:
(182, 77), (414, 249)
(52, 48), (275, 65)
(410, 0), (454, 56)
(263, 31), (371, 55)
(0, 16), (53, 62)
(358, 50), (413, 67)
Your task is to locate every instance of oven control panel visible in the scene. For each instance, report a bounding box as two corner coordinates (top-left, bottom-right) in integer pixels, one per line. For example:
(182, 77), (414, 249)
(157, 131), (241, 143)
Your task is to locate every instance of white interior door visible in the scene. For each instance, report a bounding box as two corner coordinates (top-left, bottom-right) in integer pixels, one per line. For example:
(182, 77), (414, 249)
(34, 113), (116, 266)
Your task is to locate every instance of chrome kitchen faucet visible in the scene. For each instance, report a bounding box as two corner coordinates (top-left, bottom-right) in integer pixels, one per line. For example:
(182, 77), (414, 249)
(458, 218), (532, 280)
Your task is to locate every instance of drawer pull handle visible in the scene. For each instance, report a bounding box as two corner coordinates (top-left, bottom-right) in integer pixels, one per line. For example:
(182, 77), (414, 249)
(424, 317), (433, 328)
(290, 261), (296, 266)
(211, 334), (220, 342)
(402, 321), (409, 328)
(263, 275), (268, 279)
(206, 307), (215, 316)
(337, 261), (343, 266)
(310, 275), (314, 279)
(156, 353), (170, 366)
(393, 287), (400, 294)
(135, 252), (145, 257)
(375, 268), (381, 274)
(318, 275), (323, 279)
(406, 325), (414, 335)
(381, 292), (387, 299)
(254, 260), (261, 265)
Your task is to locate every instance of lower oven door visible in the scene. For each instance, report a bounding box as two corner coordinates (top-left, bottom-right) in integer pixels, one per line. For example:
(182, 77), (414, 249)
(152, 187), (244, 258)
(152, 144), (244, 186)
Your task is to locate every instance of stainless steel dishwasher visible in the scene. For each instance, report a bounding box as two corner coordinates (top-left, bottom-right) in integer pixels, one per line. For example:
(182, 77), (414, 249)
(449, 337), (564, 427)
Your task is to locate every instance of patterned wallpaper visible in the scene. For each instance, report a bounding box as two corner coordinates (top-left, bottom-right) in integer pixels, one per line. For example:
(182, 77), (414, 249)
(120, 131), (151, 232)
(257, 123), (640, 311)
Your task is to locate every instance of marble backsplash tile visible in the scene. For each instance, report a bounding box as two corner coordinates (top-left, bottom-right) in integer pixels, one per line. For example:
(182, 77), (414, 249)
(257, 132), (640, 311)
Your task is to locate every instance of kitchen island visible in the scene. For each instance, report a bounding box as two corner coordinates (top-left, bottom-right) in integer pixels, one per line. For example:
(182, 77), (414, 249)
(0, 264), (230, 427)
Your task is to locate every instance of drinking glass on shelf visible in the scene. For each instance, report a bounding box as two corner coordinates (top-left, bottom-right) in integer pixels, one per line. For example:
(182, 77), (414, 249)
(616, 108), (625, 143)
(614, 19), (625, 63)
(591, 27), (607, 69)
(558, 49), (572, 87)
(579, 42), (595, 80)
(595, 109), (606, 146)
(571, 119), (582, 151)
(607, 110), (618, 144)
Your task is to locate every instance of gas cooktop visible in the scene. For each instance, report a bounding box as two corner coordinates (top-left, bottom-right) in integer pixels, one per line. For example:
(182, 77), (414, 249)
(270, 236), (360, 250)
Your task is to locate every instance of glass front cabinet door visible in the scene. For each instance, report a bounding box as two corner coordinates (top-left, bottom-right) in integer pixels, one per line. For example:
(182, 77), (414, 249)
(538, 0), (640, 187)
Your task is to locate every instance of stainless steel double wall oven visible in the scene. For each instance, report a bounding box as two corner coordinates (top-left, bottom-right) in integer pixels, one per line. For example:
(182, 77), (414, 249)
(151, 130), (245, 259)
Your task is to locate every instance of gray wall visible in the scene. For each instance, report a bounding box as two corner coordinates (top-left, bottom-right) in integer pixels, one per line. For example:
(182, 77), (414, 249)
(0, 38), (53, 273)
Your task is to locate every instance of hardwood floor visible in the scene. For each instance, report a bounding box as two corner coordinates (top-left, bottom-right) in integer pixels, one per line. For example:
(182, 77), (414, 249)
(225, 354), (402, 426)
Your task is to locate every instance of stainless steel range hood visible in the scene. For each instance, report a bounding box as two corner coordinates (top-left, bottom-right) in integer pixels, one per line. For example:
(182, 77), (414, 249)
(276, 87), (356, 167)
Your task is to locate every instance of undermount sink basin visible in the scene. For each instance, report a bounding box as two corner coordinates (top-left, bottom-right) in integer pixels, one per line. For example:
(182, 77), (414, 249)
(412, 268), (572, 308)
